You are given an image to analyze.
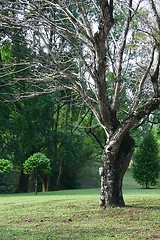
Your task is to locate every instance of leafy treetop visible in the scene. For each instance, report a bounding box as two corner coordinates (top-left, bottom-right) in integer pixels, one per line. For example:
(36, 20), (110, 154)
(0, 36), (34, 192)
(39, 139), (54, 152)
(23, 152), (51, 176)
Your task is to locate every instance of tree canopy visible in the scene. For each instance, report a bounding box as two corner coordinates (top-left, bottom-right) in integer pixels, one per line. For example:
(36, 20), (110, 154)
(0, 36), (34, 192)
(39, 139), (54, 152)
(23, 153), (51, 176)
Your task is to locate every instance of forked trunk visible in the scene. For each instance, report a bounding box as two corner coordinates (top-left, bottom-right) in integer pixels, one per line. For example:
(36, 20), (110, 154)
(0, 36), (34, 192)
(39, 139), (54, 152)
(99, 133), (135, 207)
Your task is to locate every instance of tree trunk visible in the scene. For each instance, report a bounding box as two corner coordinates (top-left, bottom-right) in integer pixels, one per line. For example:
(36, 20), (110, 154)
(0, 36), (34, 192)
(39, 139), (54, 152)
(39, 175), (48, 192)
(55, 159), (63, 189)
(100, 133), (135, 208)
(35, 178), (38, 195)
(16, 170), (29, 193)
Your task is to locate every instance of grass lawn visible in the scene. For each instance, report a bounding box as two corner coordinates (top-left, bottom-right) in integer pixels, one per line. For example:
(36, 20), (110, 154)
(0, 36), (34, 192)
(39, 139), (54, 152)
(0, 188), (160, 240)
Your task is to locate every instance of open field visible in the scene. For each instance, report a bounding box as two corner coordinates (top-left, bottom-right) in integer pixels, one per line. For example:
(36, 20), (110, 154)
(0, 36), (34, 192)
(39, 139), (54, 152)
(0, 188), (160, 240)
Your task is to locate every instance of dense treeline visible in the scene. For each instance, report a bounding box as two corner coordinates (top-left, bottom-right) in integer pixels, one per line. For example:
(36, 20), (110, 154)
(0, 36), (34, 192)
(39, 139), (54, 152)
(0, 22), (103, 193)
(0, 92), (159, 193)
(0, 95), (104, 193)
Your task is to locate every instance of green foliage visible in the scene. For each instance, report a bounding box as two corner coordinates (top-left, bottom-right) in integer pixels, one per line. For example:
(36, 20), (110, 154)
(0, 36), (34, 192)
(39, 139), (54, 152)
(52, 130), (97, 189)
(0, 92), (101, 191)
(0, 159), (13, 174)
(0, 40), (12, 63)
(152, 126), (160, 158)
(23, 153), (51, 176)
(0, 159), (14, 193)
(0, 173), (15, 194)
(133, 132), (159, 188)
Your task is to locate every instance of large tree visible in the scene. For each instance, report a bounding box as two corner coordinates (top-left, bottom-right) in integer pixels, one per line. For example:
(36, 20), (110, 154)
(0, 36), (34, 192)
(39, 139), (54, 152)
(0, 0), (160, 207)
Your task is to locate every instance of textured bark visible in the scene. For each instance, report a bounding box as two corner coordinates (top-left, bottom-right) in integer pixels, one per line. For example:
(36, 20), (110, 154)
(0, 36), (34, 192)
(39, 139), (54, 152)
(100, 133), (135, 207)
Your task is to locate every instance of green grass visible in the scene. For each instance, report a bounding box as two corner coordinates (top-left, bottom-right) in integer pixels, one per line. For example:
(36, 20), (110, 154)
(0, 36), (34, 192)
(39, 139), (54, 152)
(0, 188), (160, 240)
(123, 169), (139, 189)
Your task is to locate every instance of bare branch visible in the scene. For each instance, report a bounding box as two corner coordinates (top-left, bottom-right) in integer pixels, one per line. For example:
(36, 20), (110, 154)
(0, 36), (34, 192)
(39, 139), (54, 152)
(112, 0), (133, 111)
(131, 45), (156, 110)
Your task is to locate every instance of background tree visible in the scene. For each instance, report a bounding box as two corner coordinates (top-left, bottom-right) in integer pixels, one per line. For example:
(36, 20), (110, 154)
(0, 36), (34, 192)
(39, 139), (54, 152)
(0, 159), (13, 193)
(0, 0), (160, 207)
(133, 132), (159, 189)
(23, 152), (51, 194)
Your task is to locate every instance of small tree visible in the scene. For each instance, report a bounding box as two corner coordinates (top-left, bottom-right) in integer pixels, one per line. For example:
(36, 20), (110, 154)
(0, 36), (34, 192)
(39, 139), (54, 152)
(23, 153), (51, 194)
(133, 133), (159, 189)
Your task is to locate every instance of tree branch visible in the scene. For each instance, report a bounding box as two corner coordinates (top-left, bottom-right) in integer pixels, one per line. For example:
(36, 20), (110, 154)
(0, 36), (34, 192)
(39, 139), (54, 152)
(112, 0), (133, 111)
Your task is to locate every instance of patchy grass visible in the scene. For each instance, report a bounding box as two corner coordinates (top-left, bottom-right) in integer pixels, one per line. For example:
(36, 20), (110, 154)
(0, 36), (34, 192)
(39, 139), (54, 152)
(0, 189), (160, 240)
